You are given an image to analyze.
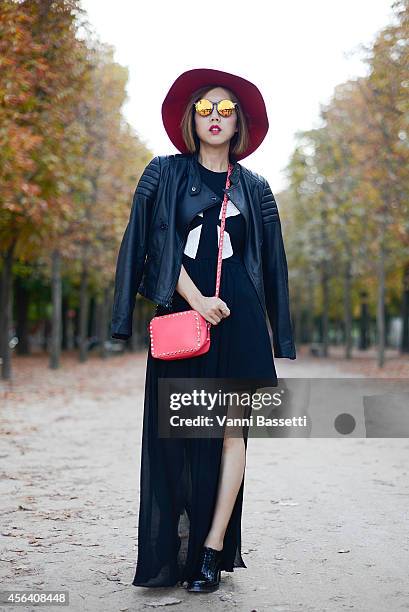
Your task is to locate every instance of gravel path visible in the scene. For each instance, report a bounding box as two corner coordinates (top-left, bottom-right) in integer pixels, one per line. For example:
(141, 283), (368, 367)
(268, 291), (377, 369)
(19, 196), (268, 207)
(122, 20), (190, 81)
(1, 350), (408, 611)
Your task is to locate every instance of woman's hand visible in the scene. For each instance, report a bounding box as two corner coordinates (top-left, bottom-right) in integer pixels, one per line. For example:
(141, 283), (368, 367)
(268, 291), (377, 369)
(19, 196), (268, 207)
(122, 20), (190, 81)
(190, 294), (230, 325)
(175, 265), (230, 325)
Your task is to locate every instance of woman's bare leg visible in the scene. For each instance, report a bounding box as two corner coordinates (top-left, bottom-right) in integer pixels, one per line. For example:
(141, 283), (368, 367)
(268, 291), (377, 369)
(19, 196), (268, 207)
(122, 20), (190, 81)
(203, 429), (246, 551)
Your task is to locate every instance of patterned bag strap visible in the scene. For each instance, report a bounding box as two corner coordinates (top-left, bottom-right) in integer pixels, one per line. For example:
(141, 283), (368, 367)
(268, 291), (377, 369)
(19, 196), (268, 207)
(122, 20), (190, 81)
(202, 162), (233, 332)
(214, 162), (233, 299)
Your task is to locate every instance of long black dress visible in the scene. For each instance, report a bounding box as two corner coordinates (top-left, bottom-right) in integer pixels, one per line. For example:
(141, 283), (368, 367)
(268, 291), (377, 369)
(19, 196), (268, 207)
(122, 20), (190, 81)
(133, 161), (278, 587)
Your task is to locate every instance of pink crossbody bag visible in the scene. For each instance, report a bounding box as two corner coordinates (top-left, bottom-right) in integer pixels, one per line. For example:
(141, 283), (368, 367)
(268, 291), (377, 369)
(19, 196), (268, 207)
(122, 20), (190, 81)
(148, 162), (233, 360)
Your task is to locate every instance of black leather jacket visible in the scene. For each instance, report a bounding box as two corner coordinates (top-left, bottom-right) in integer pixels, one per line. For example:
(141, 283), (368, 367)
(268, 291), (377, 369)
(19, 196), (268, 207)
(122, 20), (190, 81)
(110, 151), (296, 359)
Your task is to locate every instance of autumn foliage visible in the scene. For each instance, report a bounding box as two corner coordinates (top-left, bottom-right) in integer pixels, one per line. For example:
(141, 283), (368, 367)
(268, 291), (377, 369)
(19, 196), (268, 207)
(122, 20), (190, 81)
(0, 0), (408, 377)
(282, 0), (409, 365)
(0, 0), (152, 377)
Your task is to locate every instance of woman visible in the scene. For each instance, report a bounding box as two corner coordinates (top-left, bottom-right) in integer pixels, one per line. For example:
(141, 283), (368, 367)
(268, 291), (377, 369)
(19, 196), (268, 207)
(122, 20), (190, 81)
(111, 68), (296, 593)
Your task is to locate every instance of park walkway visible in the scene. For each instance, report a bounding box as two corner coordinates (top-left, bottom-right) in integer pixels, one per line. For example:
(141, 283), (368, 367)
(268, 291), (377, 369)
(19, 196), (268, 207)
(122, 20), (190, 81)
(1, 348), (408, 611)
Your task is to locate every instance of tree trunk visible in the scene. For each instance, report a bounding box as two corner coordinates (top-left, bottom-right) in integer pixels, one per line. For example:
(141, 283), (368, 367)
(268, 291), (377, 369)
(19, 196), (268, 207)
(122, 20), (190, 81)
(321, 260), (329, 357)
(306, 271), (314, 344)
(49, 249), (62, 369)
(65, 305), (75, 351)
(0, 271), (3, 358)
(15, 277), (30, 355)
(98, 288), (109, 359)
(401, 262), (409, 354)
(343, 259), (353, 359)
(73, 308), (79, 349)
(89, 296), (96, 338)
(62, 295), (68, 350)
(377, 239), (386, 368)
(0, 245), (14, 380)
(78, 262), (89, 362)
(359, 291), (370, 350)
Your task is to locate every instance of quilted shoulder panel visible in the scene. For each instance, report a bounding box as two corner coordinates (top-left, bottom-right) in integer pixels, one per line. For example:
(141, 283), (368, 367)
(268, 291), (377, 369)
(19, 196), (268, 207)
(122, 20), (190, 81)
(238, 165), (279, 224)
(135, 156), (161, 199)
(260, 178), (279, 224)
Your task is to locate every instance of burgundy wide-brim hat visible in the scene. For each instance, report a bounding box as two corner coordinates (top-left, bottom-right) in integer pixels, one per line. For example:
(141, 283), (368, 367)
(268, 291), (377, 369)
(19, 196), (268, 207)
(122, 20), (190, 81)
(161, 68), (269, 161)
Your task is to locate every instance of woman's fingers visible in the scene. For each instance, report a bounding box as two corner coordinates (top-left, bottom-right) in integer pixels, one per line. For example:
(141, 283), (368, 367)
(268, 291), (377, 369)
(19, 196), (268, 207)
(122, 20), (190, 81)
(210, 299), (230, 325)
(217, 299), (230, 318)
(196, 296), (230, 325)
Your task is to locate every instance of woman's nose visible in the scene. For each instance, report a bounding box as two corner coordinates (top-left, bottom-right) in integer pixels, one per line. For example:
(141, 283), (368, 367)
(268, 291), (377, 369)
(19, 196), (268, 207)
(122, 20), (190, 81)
(209, 103), (220, 119)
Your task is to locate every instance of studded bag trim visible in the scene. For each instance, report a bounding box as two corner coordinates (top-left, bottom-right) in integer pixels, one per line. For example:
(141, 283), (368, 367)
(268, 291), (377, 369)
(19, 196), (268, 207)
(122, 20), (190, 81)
(148, 163), (233, 360)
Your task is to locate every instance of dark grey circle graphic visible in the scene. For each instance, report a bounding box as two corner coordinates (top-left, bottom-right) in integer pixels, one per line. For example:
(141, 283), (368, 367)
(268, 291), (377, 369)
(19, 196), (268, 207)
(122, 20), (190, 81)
(334, 413), (356, 435)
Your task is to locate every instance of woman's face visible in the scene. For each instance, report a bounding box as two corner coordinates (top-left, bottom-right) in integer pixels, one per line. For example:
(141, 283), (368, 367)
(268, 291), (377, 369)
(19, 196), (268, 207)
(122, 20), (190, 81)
(194, 86), (238, 150)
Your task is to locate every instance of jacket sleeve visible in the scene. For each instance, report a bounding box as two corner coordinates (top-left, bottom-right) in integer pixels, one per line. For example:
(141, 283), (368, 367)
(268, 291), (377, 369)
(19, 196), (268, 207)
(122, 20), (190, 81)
(260, 178), (296, 359)
(110, 156), (161, 340)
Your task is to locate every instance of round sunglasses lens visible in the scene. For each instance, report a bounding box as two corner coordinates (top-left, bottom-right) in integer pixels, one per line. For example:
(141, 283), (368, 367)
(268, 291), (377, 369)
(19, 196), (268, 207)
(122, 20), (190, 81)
(218, 100), (235, 116)
(195, 99), (212, 116)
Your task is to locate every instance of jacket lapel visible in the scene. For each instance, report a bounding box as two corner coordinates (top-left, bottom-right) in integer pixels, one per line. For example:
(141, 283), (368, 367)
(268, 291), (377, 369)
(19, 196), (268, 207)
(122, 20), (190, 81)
(177, 153), (249, 235)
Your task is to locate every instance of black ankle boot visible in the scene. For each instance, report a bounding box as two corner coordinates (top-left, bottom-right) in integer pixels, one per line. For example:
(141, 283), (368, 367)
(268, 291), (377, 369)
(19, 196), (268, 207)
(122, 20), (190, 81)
(186, 546), (223, 593)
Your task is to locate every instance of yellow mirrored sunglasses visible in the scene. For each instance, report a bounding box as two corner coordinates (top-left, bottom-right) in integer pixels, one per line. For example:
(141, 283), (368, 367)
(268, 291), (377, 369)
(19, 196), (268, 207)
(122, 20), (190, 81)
(194, 98), (238, 118)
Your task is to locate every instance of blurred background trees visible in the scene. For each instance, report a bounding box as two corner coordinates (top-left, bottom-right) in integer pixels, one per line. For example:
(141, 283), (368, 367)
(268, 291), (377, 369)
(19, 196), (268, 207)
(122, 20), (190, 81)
(0, 0), (153, 378)
(0, 0), (408, 378)
(283, 0), (409, 367)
